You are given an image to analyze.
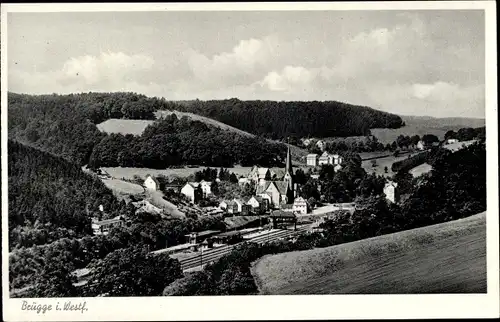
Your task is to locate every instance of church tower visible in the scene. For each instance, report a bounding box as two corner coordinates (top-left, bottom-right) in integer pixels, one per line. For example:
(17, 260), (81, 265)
(283, 144), (295, 203)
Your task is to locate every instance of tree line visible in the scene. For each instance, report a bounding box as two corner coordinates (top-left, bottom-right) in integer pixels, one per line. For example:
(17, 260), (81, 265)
(172, 98), (404, 139)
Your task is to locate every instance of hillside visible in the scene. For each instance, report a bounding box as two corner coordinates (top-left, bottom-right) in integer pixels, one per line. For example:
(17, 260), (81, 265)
(172, 98), (404, 139)
(8, 140), (128, 250)
(371, 115), (485, 144)
(157, 110), (308, 164)
(252, 212), (486, 294)
(8, 92), (305, 168)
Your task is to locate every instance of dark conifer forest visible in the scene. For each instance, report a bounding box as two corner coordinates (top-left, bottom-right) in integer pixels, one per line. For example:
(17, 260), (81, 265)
(8, 140), (128, 250)
(172, 98), (404, 139)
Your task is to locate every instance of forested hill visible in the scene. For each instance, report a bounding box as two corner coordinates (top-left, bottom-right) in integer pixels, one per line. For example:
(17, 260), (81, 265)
(8, 140), (129, 250)
(8, 92), (171, 166)
(8, 92), (287, 168)
(171, 98), (404, 139)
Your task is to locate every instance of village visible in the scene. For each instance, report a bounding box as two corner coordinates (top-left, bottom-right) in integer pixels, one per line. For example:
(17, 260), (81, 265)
(87, 143), (408, 271)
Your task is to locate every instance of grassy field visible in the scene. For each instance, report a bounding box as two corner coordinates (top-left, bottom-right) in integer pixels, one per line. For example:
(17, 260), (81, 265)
(102, 166), (254, 180)
(371, 116), (485, 144)
(145, 190), (186, 219)
(101, 178), (145, 196)
(361, 153), (413, 177)
(96, 119), (155, 135)
(409, 162), (433, 178)
(252, 212), (486, 294)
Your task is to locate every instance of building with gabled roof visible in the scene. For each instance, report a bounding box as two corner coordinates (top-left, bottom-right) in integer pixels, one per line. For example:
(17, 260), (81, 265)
(384, 181), (400, 204)
(180, 182), (203, 203)
(144, 174), (161, 191)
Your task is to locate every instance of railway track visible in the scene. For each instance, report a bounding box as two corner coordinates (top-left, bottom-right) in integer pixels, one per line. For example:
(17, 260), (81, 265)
(179, 228), (307, 270)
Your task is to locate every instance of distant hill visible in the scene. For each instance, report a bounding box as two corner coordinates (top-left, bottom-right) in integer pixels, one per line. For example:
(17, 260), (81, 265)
(253, 212), (486, 294)
(171, 98), (404, 139)
(371, 115), (485, 144)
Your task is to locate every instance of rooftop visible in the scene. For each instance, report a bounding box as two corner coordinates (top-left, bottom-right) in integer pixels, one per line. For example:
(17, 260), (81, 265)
(184, 230), (221, 238)
(270, 210), (297, 219)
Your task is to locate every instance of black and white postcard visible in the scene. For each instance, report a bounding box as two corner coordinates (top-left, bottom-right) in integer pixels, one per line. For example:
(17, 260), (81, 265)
(1, 2), (498, 321)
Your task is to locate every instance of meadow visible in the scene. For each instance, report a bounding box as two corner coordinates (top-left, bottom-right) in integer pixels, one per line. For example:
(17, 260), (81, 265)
(361, 153), (413, 177)
(252, 212), (486, 294)
(96, 119), (155, 135)
(371, 116), (485, 144)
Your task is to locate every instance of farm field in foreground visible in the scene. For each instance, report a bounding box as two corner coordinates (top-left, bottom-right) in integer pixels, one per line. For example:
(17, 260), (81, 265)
(252, 212), (486, 294)
(96, 119), (155, 135)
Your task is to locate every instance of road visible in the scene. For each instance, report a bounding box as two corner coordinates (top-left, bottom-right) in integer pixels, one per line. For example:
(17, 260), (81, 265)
(178, 225), (311, 271)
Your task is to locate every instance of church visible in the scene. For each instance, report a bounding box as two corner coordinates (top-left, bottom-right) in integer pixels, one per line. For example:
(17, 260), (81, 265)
(252, 145), (298, 209)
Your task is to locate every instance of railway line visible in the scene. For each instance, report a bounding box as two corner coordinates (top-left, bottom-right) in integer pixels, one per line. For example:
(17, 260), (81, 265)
(179, 227), (309, 271)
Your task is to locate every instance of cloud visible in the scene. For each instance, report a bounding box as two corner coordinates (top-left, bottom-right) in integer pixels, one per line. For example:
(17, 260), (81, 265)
(187, 37), (273, 85)
(9, 51), (159, 95)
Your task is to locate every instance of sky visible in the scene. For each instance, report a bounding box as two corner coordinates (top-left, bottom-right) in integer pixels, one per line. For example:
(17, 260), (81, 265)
(7, 10), (485, 118)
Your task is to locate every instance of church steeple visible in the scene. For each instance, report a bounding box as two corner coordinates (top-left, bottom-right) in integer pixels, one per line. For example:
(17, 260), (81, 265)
(283, 141), (295, 204)
(285, 141), (293, 176)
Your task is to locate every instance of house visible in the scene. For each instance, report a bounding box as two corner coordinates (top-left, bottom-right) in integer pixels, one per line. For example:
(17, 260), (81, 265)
(246, 196), (268, 212)
(316, 140), (326, 151)
(334, 164), (343, 173)
(306, 154), (319, 167)
(416, 140), (426, 151)
(200, 180), (212, 197)
(219, 200), (229, 210)
(233, 199), (245, 213)
(447, 138), (459, 144)
(293, 197), (309, 215)
(248, 166), (271, 184)
(238, 177), (250, 186)
(226, 200), (238, 214)
(91, 216), (124, 236)
(281, 204), (294, 213)
(311, 174), (320, 180)
(144, 175), (161, 191)
(318, 151), (330, 165)
(332, 154), (343, 165)
(302, 138), (313, 147)
(384, 181), (400, 204)
(180, 182), (203, 203)
(256, 181), (290, 209)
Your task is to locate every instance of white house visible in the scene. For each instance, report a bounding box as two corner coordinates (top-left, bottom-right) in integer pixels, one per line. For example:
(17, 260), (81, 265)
(318, 151), (330, 165)
(383, 181), (400, 204)
(144, 175), (160, 191)
(292, 197), (309, 215)
(181, 182), (202, 203)
(246, 195), (268, 212)
(306, 154), (319, 167)
(219, 200), (229, 210)
(446, 138), (459, 144)
(233, 199), (245, 213)
(334, 164), (343, 172)
(417, 140), (426, 151)
(316, 140), (326, 151)
(200, 180), (212, 197)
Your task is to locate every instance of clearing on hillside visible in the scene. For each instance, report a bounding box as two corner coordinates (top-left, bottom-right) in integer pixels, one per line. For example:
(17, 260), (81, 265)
(361, 153), (414, 177)
(409, 162), (433, 177)
(96, 119), (155, 135)
(101, 178), (145, 196)
(156, 110), (308, 164)
(252, 212), (486, 294)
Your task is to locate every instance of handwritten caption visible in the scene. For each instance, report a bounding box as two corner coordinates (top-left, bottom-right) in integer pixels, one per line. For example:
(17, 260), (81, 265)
(21, 300), (88, 314)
